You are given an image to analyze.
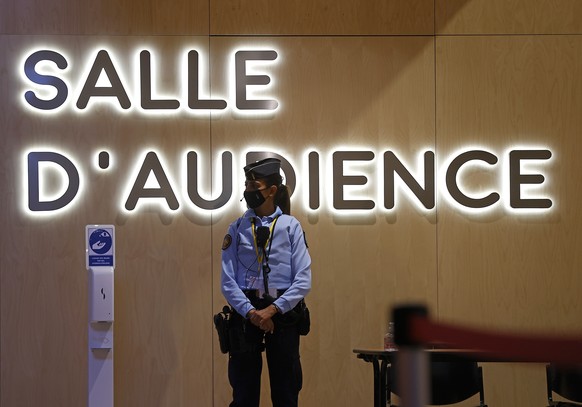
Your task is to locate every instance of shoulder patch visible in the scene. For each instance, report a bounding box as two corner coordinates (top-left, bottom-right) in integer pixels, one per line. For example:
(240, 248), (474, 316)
(222, 234), (232, 250)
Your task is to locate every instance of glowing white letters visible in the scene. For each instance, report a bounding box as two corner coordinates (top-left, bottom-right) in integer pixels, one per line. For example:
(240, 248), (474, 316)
(18, 45), (555, 219)
(24, 148), (553, 217)
(22, 48), (279, 114)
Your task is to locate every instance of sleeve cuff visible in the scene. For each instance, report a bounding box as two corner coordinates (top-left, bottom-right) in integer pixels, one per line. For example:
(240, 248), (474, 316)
(274, 298), (291, 314)
(242, 303), (255, 318)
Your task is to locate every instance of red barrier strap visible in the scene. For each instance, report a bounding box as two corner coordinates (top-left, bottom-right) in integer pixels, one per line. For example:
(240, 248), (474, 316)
(409, 315), (582, 364)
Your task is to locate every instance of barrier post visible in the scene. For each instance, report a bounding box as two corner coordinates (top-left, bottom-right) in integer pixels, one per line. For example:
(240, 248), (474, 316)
(393, 305), (429, 407)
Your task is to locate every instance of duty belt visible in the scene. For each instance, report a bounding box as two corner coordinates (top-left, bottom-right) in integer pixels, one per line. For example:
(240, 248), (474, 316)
(243, 288), (287, 299)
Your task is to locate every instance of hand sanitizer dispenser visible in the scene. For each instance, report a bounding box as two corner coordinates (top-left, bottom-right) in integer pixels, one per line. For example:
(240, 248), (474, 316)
(89, 267), (114, 322)
(86, 225), (115, 407)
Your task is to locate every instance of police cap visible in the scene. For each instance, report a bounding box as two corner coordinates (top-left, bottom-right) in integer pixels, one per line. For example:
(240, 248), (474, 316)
(244, 158), (281, 180)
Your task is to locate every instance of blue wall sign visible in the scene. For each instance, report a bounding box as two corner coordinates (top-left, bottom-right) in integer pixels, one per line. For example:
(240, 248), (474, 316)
(86, 225), (115, 268)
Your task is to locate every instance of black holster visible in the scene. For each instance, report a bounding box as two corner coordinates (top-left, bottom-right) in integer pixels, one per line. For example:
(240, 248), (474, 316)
(213, 306), (232, 354)
(296, 299), (311, 336)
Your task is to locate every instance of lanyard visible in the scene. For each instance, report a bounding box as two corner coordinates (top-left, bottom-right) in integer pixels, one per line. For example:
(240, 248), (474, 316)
(251, 216), (279, 273)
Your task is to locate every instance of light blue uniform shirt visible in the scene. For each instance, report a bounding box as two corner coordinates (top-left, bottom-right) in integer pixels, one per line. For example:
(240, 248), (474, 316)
(221, 206), (311, 318)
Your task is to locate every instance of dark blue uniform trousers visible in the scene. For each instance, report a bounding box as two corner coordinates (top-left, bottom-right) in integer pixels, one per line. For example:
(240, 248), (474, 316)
(228, 313), (302, 407)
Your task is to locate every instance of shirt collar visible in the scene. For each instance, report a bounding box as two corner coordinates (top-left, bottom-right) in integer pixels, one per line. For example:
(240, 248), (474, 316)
(243, 206), (283, 221)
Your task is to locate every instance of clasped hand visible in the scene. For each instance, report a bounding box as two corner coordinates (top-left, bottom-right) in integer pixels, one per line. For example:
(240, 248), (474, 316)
(248, 306), (277, 334)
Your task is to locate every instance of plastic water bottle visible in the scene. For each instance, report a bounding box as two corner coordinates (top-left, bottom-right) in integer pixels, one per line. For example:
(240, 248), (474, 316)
(384, 321), (397, 351)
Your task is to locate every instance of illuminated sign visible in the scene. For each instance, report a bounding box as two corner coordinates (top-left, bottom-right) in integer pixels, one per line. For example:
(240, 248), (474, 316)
(17, 45), (555, 218)
(21, 47), (279, 115)
(23, 147), (553, 217)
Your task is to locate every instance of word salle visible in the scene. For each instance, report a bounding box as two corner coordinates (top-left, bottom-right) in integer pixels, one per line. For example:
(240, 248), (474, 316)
(22, 48), (279, 112)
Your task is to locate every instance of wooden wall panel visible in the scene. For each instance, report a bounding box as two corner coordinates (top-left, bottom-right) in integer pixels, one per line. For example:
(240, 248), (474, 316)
(0, 0), (208, 35)
(210, 0), (434, 35)
(436, 0), (582, 34)
(3, 2), (582, 407)
(436, 36), (582, 406)
(0, 36), (215, 407)
(209, 36), (436, 407)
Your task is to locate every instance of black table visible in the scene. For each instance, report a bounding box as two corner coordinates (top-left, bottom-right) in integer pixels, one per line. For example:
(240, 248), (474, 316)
(353, 348), (495, 407)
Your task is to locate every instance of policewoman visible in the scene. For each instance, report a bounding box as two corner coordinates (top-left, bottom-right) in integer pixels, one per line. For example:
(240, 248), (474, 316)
(221, 157), (312, 407)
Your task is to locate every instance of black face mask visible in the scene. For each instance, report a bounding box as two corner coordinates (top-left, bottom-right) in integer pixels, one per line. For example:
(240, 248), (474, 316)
(243, 188), (267, 209)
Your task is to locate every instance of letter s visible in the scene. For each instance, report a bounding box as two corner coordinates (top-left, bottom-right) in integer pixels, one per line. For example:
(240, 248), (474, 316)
(24, 50), (68, 110)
